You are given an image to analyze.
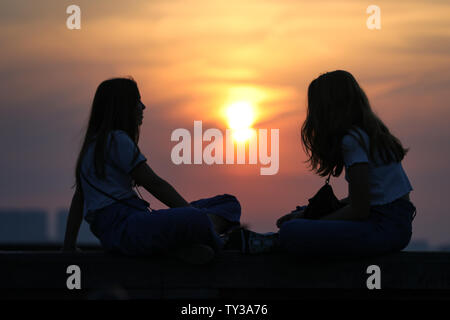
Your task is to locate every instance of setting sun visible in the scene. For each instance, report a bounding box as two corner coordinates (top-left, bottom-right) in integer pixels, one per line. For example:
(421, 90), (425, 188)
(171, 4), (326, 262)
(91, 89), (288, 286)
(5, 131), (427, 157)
(226, 101), (256, 143)
(226, 101), (255, 129)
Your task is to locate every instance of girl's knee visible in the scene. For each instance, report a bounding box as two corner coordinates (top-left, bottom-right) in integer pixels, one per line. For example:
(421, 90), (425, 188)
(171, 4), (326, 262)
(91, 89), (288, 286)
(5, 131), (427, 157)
(393, 230), (412, 252)
(280, 219), (311, 232)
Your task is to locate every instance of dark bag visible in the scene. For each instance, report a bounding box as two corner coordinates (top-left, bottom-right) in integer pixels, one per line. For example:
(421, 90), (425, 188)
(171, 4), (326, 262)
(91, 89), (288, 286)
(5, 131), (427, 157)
(302, 174), (346, 220)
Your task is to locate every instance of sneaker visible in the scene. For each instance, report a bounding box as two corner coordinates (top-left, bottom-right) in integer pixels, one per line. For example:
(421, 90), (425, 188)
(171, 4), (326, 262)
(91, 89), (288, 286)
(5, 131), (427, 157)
(276, 205), (308, 228)
(223, 228), (280, 254)
(172, 244), (215, 265)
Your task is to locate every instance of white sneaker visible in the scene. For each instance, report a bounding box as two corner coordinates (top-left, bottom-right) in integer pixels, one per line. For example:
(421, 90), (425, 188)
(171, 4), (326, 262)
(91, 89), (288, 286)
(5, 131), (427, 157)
(224, 228), (280, 254)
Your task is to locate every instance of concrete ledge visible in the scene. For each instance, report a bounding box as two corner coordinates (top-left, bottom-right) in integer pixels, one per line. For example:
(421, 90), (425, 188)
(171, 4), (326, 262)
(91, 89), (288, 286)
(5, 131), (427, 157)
(1, 248), (449, 299)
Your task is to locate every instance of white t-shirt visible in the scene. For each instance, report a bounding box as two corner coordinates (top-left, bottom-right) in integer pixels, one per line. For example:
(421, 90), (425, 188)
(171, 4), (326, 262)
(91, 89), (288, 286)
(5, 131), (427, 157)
(80, 130), (147, 223)
(342, 127), (413, 206)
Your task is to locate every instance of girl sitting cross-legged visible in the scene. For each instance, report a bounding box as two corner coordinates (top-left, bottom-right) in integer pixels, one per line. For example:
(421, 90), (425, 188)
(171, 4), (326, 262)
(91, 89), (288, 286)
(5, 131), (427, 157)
(225, 70), (416, 257)
(63, 77), (241, 264)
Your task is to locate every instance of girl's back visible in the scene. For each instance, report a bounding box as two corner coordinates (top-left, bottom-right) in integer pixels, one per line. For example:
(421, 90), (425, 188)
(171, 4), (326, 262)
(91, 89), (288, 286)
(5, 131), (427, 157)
(342, 126), (412, 206)
(80, 130), (146, 223)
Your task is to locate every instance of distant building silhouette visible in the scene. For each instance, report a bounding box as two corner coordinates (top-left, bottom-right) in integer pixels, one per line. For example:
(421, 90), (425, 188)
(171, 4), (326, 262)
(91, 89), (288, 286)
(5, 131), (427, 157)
(0, 210), (49, 243)
(56, 209), (100, 245)
(437, 244), (450, 252)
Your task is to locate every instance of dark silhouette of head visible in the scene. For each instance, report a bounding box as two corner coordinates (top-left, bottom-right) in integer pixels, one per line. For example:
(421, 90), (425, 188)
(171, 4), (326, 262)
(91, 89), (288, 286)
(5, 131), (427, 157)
(301, 70), (408, 177)
(74, 77), (145, 190)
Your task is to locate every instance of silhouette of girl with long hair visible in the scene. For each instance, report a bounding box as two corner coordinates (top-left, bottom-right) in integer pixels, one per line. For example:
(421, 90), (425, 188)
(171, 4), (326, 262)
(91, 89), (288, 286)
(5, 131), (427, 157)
(63, 77), (240, 263)
(227, 70), (416, 257)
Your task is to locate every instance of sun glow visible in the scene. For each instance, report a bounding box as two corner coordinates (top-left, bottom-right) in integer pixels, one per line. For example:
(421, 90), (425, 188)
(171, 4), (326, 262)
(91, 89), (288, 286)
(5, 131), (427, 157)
(226, 101), (256, 143)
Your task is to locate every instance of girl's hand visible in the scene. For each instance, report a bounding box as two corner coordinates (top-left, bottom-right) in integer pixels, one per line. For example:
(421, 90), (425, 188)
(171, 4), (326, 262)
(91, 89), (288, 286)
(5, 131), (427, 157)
(276, 208), (306, 228)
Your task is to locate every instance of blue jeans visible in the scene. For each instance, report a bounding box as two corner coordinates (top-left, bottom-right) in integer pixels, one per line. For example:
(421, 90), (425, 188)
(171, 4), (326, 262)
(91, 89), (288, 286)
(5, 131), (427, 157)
(279, 197), (416, 257)
(88, 194), (241, 256)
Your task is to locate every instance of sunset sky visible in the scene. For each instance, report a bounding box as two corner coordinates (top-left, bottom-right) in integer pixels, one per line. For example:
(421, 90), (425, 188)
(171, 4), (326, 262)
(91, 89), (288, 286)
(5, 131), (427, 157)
(0, 0), (449, 247)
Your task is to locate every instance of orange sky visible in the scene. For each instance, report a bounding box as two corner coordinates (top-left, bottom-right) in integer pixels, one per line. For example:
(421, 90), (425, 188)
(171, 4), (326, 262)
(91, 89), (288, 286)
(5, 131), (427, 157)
(0, 0), (449, 246)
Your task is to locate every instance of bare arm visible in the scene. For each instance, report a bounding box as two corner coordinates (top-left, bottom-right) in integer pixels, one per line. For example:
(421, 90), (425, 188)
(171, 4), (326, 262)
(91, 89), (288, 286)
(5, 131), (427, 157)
(321, 163), (370, 221)
(130, 162), (189, 208)
(63, 187), (84, 250)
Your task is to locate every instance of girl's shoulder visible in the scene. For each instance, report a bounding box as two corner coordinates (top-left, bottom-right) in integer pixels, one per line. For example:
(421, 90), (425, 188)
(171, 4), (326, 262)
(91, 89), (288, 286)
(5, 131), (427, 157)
(342, 126), (370, 149)
(104, 130), (137, 153)
(110, 129), (127, 137)
(108, 130), (139, 151)
(108, 130), (133, 142)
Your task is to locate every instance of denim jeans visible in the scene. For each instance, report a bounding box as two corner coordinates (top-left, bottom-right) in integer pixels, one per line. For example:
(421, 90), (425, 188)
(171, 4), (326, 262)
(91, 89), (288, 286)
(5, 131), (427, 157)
(89, 194), (241, 256)
(279, 197), (416, 257)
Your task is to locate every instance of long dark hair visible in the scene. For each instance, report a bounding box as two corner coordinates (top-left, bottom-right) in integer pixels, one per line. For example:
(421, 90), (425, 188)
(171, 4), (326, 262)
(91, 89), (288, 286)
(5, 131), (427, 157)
(301, 70), (408, 177)
(74, 77), (142, 191)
